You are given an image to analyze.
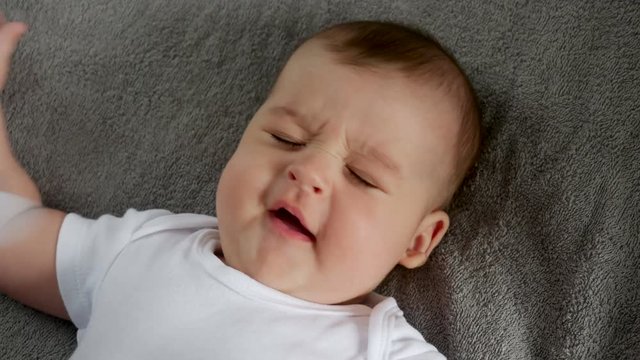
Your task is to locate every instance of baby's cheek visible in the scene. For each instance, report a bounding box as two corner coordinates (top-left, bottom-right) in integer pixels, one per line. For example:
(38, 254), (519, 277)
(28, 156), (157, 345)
(348, 196), (405, 248)
(328, 195), (376, 245)
(217, 156), (252, 213)
(229, 152), (276, 207)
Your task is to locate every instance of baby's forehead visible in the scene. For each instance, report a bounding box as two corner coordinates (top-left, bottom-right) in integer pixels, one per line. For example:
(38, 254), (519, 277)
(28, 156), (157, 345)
(281, 40), (464, 105)
(273, 44), (459, 132)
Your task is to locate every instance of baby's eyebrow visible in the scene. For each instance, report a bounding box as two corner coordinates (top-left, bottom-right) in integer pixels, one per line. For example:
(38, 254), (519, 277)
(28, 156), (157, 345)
(269, 106), (315, 132)
(356, 147), (401, 174)
(271, 106), (300, 119)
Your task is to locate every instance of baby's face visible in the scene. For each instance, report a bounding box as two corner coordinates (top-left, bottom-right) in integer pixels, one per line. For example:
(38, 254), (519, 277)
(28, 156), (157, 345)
(215, 41), (460, 305)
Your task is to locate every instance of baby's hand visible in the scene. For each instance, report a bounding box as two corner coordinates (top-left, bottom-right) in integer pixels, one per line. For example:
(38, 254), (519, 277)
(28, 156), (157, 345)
(0, 13), (27, 91)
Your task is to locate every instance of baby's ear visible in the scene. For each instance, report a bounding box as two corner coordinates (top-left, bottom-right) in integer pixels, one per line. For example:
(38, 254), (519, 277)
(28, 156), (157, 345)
(398, 210), (449, 269)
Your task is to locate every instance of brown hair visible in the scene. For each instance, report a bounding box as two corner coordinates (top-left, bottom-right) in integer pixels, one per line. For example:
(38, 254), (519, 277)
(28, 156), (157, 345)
(307, 21), (481, 207)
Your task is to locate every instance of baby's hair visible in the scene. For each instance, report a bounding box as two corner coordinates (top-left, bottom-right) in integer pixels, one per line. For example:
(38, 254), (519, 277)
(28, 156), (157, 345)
(306, 21), (481, 207)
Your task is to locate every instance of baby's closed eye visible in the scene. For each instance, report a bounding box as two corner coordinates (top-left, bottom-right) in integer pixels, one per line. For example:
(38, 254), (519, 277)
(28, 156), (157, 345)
(270, 133), (305, 149)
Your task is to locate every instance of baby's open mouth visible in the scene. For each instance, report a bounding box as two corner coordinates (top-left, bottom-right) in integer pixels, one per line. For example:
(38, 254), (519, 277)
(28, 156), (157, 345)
(270, 207), (316, 242)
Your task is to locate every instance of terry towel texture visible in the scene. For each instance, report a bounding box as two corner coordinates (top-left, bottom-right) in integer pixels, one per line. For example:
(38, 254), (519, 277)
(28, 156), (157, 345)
(0, 0), (638, 359)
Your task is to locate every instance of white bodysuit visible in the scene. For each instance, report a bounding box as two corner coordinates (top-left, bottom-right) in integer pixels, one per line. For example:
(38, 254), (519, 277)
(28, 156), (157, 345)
(53, 207), (445, 359)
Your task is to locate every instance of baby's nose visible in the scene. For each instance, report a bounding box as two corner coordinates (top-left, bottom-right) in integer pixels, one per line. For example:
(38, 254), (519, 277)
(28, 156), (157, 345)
(287, 167), (324, 195)
(286, 146), (339, 195)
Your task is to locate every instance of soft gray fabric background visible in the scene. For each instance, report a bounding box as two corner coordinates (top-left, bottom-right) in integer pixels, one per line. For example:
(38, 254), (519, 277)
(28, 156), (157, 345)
(0, 0), (638, 359)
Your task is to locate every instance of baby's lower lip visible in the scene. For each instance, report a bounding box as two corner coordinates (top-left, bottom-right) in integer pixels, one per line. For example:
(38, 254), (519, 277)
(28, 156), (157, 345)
(267, 211), (315, 243)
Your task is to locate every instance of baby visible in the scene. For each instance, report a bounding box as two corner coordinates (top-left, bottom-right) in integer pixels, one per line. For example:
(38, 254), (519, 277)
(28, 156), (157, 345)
(0, 14), (480, 360)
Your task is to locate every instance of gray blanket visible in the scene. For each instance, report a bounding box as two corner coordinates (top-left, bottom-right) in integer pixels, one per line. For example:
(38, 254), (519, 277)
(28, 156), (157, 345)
(1, 0), (638, 359)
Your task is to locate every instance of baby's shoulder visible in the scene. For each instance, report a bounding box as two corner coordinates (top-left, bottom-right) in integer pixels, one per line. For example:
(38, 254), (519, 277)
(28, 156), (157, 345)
(127, 210), (218, 240)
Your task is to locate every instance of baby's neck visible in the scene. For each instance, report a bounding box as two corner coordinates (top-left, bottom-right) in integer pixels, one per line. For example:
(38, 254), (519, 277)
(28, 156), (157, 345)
(213, 247), (226, 263)
(212, 247), (374, 307)
(334, 294), (370, 306)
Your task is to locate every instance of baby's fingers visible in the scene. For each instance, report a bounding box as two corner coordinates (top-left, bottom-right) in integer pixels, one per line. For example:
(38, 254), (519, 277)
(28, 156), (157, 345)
(0, 19), (28, 90)
(0, 22), (28, 56)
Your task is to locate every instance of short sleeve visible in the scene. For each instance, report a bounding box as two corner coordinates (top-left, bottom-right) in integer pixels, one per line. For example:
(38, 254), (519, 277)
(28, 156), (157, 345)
(369, 297), (447, 360)
(387, 315), (446, 360)
(56, 208), (173, 329)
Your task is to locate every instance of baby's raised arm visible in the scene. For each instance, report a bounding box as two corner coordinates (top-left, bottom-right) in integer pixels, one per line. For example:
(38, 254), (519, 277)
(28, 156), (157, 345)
(0, 15), (69, 320)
